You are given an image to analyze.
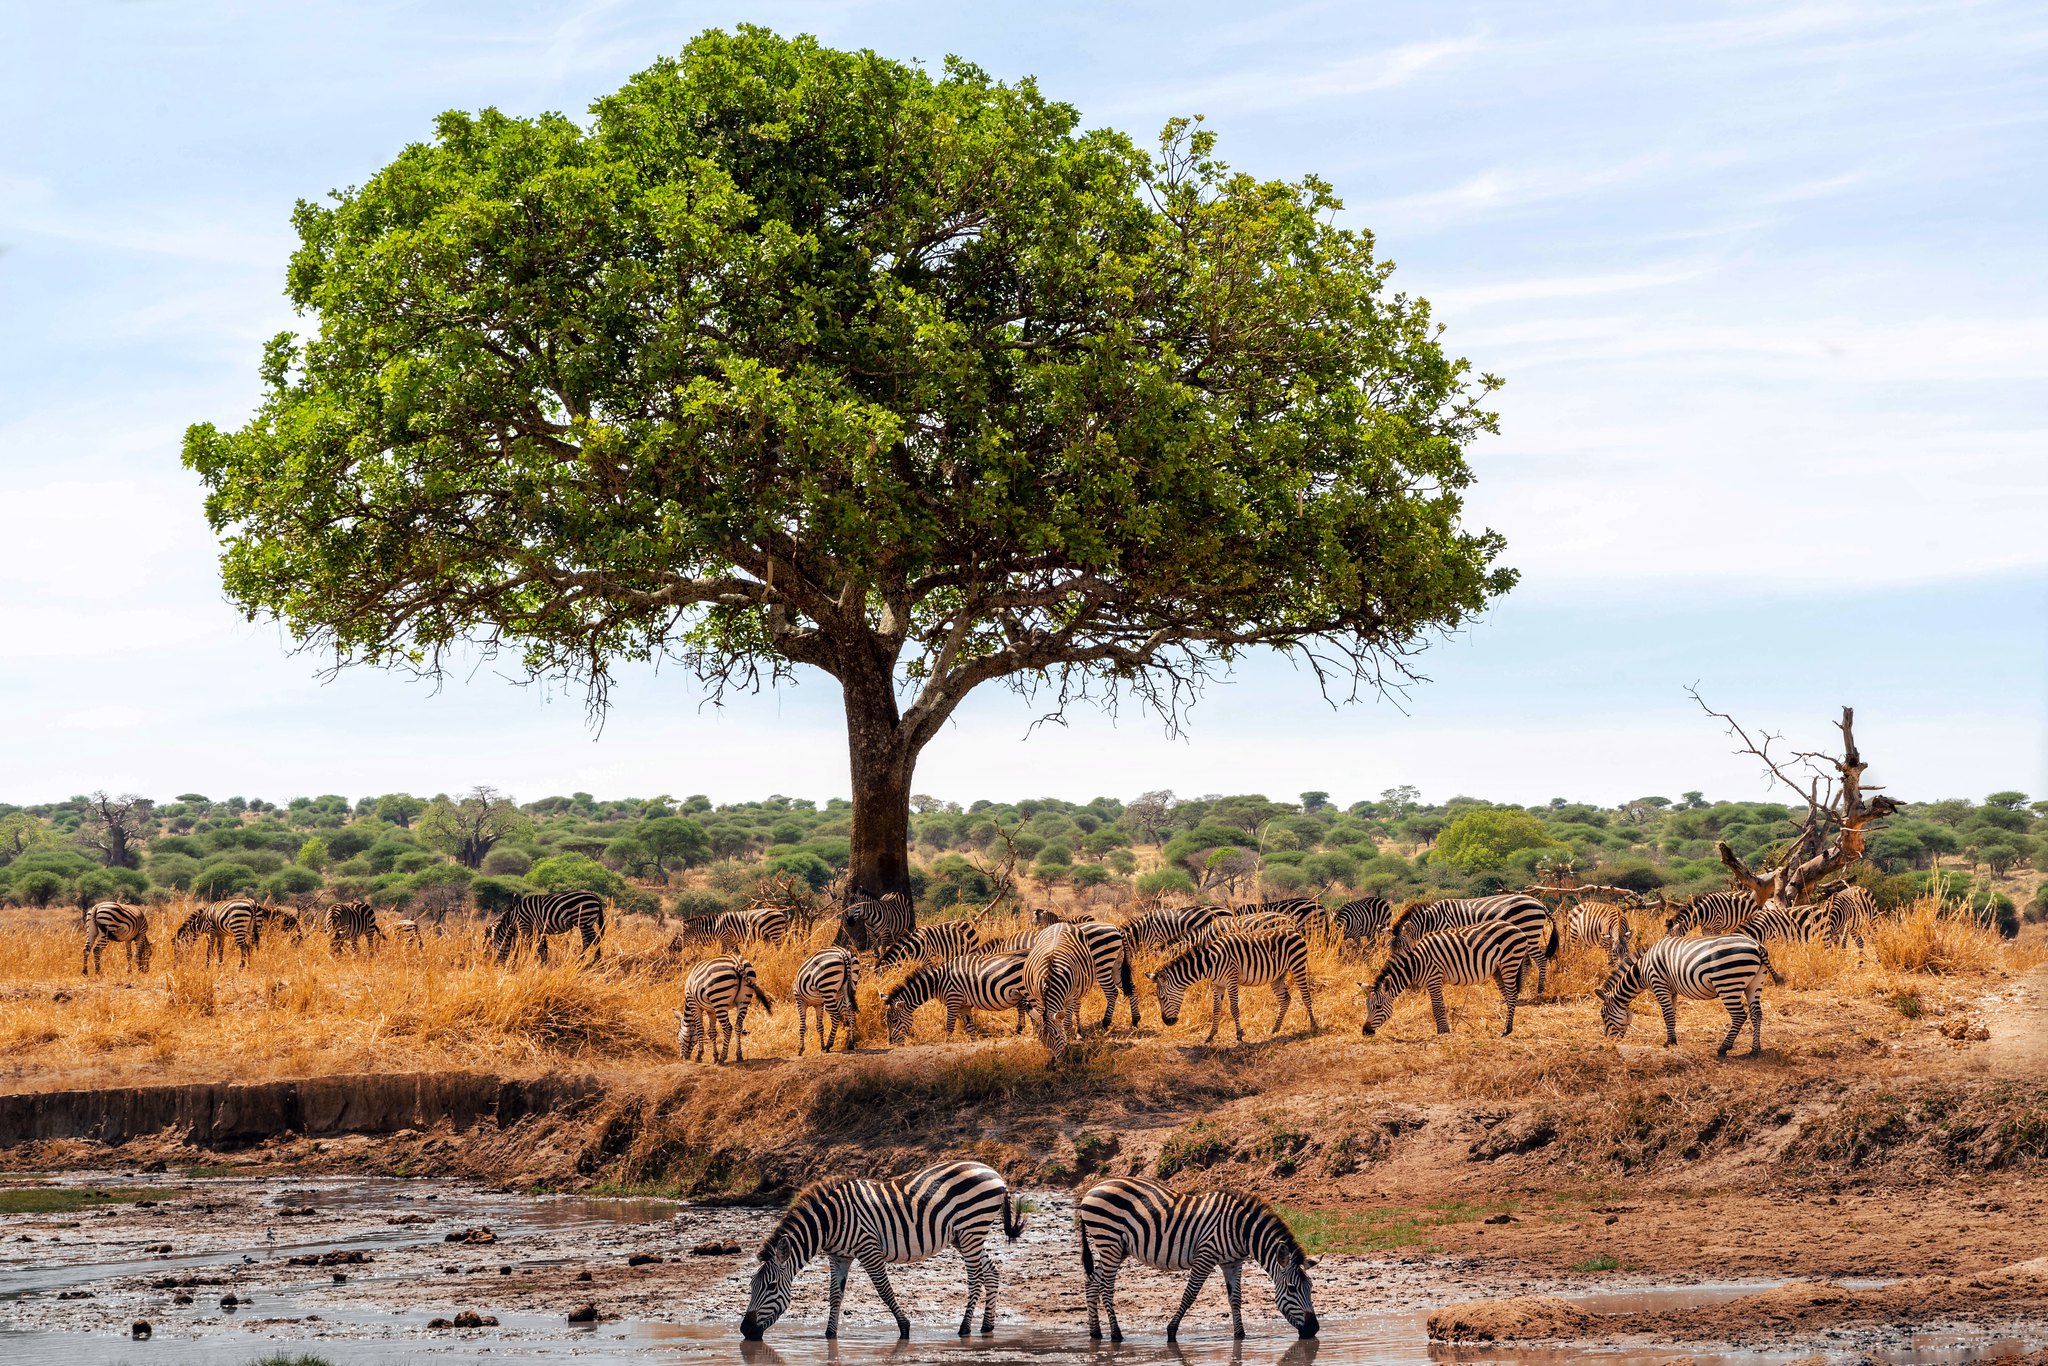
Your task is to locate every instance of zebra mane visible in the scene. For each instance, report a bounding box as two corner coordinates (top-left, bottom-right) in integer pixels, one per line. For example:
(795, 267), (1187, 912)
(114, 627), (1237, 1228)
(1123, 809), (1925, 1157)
(883, 962), (941, 1006)
(1385, 899), (1431, 937)
(1223, 1189), (1307, 1263)
(1368, 941), (1423, 993)
(1157, 936), (1215, 979)
(760, 1177), (855, 1258)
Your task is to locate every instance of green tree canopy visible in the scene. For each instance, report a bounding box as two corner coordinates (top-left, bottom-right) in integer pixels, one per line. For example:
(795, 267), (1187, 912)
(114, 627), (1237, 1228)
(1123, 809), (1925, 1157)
(1433, 808), (1561, 873)
(184, 26), (1512, 897)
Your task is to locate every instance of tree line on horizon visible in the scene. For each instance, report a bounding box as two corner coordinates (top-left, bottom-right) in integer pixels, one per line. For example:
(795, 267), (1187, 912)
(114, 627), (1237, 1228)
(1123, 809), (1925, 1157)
(0, 785), (2036, 933)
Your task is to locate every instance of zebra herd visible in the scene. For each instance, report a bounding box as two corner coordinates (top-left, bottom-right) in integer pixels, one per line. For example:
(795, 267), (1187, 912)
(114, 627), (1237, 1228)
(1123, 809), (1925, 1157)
(737, 1158), (1316, 1344)
(72, 891), (604, 975)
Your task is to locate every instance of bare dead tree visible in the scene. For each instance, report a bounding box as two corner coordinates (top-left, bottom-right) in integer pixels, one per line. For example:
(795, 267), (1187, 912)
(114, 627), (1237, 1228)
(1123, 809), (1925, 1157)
(965, 824), (1021, 922)
(1689, 690), (1900, 906)
(77, 791), (152, 869)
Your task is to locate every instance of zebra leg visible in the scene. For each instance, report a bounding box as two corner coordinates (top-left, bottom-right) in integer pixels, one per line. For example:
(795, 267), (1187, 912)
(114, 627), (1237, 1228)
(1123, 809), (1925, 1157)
(1716, 993), (1744, 1059)
(1269, 979), (1292, 1036)
(1498, 962), (1523, 1036)
(1749, 988), (1764, 1057)
(1165, 1253), (1218, 1342)
(1429, 981), (1450, 1034)
(733, 1000), (750, 1063)
(1301, 968), (1319, 1034)
(954, 1233), (989, 1335)
(1014, 1001), (1027, 1034)
(797, 1004), (810, 1057)
(1222, 1260), (1245, 1339)
(1095, 1248), (1128, 1342)
(1656, 985), (1679, 1046)
(1229, 980), (1249, 1043)
(856, 1249), (912, 1338)
(825, 1254), (852, 1338)
(82, 938), (95, 976)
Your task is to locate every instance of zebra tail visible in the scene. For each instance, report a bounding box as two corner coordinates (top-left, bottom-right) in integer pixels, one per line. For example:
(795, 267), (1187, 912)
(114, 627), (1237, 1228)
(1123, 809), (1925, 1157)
(1118, 947), (1135, 1001)
(1003, 1187), (1026, 1240)
(1544, 914), (1560, 959)
(1076, 1210), (1091, 1271)
(1759, 943), (1785, 987)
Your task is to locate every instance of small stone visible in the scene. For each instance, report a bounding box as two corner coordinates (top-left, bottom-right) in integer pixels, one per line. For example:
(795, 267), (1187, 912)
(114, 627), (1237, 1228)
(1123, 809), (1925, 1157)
(331, 1273), (347, 1284)
(627, 1253), (664, 1266)
(173, 1293), (193, 1305)
(576, 1270), (593, 1282)
(499, 1265), (512, 1276)
(1483, 1214), (1517, 1225)
(690, 1240), (743, 1256)
(452, 1310), (485, 1328)
(427, 1317), (451, 1329)
(130, 1321), (152, 1341)
(220, 1293), (239, 1310)
(567, 1302), (599, 1323)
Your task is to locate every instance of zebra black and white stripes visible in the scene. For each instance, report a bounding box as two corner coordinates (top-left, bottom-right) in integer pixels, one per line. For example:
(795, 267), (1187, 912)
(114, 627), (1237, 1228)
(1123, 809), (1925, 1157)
(740, 1160), (1024, 1340)
(885, 953), (1029, 1045)
(1600, 934), (1782, 1057)
(793, 947), (861, 1055)
(1331, 897), (1394, 952)
(1074, 1177), (1318, 1342)
(489, 892), (606, 964)
(1151, 924), (1318, 1043)
(174, 900), (261, 969)
(82, 902), (151, 974)
(1388, 894), (1558, 993)
(878, 919), (983, 972)
(1743, 900), (1832, 945)
(675, 956), (773, 1064)
(1022, 925), (1092, 1060)
(1362, 918), (1534, 1037)
(1122, 904), (1230, 953)
(322, 900), (383, 954)
(1669, 890), (1759, 936)
(841, 892), (915, 960)
(1566, 900), (1633, 963)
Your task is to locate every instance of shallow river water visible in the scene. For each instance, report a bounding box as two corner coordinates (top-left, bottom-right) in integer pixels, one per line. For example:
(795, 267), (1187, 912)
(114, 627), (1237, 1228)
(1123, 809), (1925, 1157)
(0, 1175), (2036, 1365)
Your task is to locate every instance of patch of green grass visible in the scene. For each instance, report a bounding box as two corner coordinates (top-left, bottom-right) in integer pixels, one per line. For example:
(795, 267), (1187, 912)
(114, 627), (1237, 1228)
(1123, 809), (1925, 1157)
(1890, 989), (1925, 1019)
(1572, 1255), (1624, 1272)
(0, 1186), (174, 1215)
(248, 1355), (337, 1366)
(1014, 1196), (1042, 1216)
(183, 1163), (239, 1178)
(1279, 1199), (1518, 1255)
(1155, 1122), (1233, 1179)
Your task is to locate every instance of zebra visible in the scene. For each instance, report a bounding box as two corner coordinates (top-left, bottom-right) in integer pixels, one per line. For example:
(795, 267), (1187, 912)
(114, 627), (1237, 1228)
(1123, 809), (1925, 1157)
(1022, 924), (1093, 1060)
(1237, 896), (1323, 932)
(1743, 899), (1832, 945)
(884, 953), (1030, 1045)
(1600, 934), (1782, 1057)
(489, 891), (606, 964)
(1121, 904), (1231, 954)
(1565, 900), (1634, 964)
(674, 956), (772, 1064)
(1668, 889), (1760, 936)
(716, 904), (793, 951)
(840, 891), (915, 960)
(878, 919), (984, 972)
(1075, 1176), (1318, 1343)
(1388, 894), (1559, 994)
(256, 903), (304, 944)
(740, 1159), (1025, 1340)
(1824, 886), (1880, 949)
(321, 900), (383, 954)
(1151, 923), (1317, 1044)
(793, 947), (862, 1055)
(393, 918), (423, 948)
(177, 899), (261, 969)
(1361, 918), (1534, 1037)
(1331, 896), (1394, 954)
(81, 902), (151, 975)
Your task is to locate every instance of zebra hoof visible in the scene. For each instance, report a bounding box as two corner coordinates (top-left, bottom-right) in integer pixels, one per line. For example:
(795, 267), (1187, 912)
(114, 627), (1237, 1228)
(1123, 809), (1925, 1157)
(896, 1320), (911, 1339)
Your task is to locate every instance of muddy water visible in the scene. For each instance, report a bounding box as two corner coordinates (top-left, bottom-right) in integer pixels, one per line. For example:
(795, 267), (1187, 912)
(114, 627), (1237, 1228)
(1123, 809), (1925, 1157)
(0, 1175), (2036, 1365)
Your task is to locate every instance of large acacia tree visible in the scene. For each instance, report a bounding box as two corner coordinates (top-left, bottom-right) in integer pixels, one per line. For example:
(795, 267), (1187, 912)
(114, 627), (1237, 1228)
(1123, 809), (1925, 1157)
(186, 28), (1514, 899)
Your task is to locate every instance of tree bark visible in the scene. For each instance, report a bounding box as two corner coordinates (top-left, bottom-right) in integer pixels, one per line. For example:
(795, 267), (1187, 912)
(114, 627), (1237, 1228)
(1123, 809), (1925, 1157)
(841, 670), (918, 901)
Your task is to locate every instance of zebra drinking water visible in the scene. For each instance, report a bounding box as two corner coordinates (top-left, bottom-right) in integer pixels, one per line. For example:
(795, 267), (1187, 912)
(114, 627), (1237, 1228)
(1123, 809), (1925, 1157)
(1074, 1176), (1318, 1342)
(739, 1160), (1024, 1340)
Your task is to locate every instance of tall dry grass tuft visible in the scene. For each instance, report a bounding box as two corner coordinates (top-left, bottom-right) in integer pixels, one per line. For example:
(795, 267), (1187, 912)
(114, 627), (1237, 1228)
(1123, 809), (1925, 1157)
(1872, 896), (2010, 976)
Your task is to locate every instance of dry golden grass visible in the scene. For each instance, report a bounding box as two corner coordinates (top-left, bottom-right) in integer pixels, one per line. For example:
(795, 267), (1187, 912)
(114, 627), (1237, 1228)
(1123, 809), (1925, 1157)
(0, 895), (2033, 1098)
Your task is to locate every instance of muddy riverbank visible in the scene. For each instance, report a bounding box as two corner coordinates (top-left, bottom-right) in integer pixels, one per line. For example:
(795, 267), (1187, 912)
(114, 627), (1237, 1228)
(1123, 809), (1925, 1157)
(1, 1174), (2044, 1365)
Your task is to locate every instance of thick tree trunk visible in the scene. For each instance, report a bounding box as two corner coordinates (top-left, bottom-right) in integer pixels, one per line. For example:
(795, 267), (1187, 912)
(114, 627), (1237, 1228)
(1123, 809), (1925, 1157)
(842, 674), (918, 901)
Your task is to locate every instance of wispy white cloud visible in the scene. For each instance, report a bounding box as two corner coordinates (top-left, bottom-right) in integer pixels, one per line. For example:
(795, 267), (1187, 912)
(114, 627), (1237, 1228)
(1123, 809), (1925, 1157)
(1361, 153), (1672, 228)
(1103, 31), (1485, 117)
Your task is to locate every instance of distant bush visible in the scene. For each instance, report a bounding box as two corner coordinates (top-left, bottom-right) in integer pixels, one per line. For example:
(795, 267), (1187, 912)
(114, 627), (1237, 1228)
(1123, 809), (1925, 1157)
(193, 862), (260, 898)
(471, 876), (532, 914)
(670, 888), (734, 922)
(264, 866), (323, 899)
(480, 846), (532, 877)
(1070, 863), (1112, 888)
(762, 849), (833, 891)
(11, 870), (63, 907)
(1135, 867), (1197, 897)
(530, 853), (626, 900)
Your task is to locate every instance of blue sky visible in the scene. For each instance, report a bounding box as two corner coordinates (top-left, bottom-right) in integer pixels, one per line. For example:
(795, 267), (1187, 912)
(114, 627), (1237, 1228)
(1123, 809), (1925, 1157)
(3, 1), (2044, 809)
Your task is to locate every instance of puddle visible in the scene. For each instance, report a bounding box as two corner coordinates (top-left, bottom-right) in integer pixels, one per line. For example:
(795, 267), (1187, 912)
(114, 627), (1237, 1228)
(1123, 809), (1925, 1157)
(0, 1175), (2039, 1364)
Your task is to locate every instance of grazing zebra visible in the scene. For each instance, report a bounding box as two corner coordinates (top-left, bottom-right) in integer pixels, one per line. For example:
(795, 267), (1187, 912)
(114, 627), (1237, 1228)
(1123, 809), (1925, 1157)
(393, 918), (423, 948)
(879, 919), (984, 972)
(885, 953), (1029, 1045)
(1743, 899), (1832, 945)
(793, 947), (862, 1055)
(1121, 904), (1231, 954)
(178, 899), (261, 969)
(1825, 886), (1880, 949)
(321, 901), (383, 954)
(1566, 900), (1633, 964)
(1066, 920), (1141, 1029)
(81, 902), (152, 975)
(1388, 894), (1559, 994)
(1331, 896), (1394, 953)
(256, 903), (304, 944)
(716, 904), (793, 951)
(489, 891), (606, 964)
(675, 956), (773, 1064)
(1600, 934), (1782, 1057)
(1022, 924), (1093, 1060)
(740, 1159), (1025, 1340)
(1075, 1176), (1318, 1343)
(1361, 918), (1534, 1037)
(1151, 923), (1317, 1043)
(1669, 889), (1760, 936)
(840, 891), (915, 960)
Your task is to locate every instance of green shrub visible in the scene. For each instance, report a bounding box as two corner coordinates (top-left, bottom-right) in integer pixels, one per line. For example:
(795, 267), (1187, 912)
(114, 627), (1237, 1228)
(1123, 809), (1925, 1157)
(670, 888), (735, 921)
(762, 849), (834, 891)
(1135, 867), (1197, 897)
(264, 865), (324, 898)
(193, 862), (259, 897)
(530, 852), (627, 899)
(471, 876), (532, 914)
(480, 846), (533, 877)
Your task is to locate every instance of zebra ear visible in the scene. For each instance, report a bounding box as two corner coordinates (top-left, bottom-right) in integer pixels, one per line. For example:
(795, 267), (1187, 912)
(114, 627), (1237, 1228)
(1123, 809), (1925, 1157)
(1301, 1257), (1319, 1270)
